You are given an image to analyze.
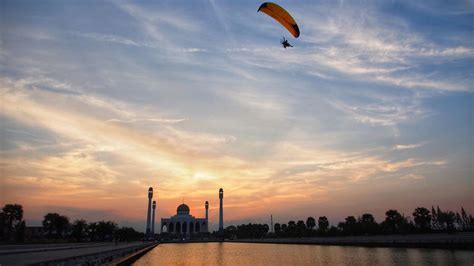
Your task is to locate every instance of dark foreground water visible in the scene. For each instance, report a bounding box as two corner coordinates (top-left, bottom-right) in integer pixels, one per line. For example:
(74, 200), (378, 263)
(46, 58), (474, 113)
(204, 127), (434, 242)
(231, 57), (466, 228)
(134, 242), (474, 265)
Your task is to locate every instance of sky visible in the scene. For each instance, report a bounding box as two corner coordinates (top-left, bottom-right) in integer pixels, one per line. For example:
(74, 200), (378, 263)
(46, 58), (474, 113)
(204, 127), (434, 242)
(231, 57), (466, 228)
(0, 0), (473, 232)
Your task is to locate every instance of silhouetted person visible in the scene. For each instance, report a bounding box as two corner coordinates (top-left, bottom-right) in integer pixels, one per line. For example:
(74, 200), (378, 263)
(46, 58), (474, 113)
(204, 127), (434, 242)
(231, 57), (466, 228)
(281, 37), (293, 48)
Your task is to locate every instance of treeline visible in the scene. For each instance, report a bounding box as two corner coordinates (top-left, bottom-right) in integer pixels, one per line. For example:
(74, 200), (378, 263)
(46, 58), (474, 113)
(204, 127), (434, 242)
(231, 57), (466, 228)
(0, 204), (144, 243)
(223, 206), (474, 239)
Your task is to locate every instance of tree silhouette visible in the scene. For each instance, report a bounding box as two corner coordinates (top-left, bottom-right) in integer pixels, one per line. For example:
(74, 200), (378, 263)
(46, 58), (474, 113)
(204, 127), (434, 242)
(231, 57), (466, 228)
(381, 210), (407, 234)
(461, 207), (470, 231)
(72, 219), (87, 242)
(1, 204), (23, 241)
(116, 226), (144, 242)
(431, 206), (441, 230)
(413, 207), (431, 232)
(359, 213), (378, 235)
(96, 220), (117, 241)
(306, 217), (316, 230)
(339, 216), (357, 235)
(296, 220), (306, 236)
(274, 223), (281, 234)
(318, 216), (329, 233)
(42, 213), (69, 238)
(88, 222), (98, 241)
(281, 224), (288, 234)
(287, 221), (296, 236)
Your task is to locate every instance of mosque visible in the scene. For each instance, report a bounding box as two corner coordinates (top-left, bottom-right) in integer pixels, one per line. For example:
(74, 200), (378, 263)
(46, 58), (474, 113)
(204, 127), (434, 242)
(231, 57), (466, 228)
(145, 187), (224, 240)
(160, 202), (209, 238)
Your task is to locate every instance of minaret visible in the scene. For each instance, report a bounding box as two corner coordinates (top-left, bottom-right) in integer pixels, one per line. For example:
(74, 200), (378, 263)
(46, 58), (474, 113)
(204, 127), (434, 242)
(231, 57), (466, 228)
(146, 187), (153, 240)
(219, 188), (224, 235)
(205, 201), (209, 232)
(152, 200), (156, 237)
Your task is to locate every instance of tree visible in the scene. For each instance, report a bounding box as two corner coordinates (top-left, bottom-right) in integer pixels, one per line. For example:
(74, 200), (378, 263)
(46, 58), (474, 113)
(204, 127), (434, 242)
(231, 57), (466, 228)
(413, 207), (431, 232)
(306, 217), (316, 230)
(231, 223), (269, 239)
(15, 221), (25, 242)
(461, 207), (470, 231)
(262, 224), (269, 235)
(340, 216), (357, 235)
(0, 212), (6, 241)
(116, 227), (144, 242)
(444, 211), (456, 232)
(88, 222), (98, 242)
(1, 204), (24, 241)
(435, 206), (448, 231)
(287, 221), (296, 236)
(431, 206), (441, 230)
(96, 221), (117, 241)
(224, 225), (237, 239)
(281, 224), (288, 234)
(296, 220), (306, 236)
(434, 206), (456, 232)
(359, 213), (378, 235)
(72, 219), (88, 242)
(455, 212), (462, 231)
(382, 209), (406, 234)
(318, 216), (329, 233)
(470, 215), (474, 231)
(274, 223), (281, 234)
(42, 213), (70, 238)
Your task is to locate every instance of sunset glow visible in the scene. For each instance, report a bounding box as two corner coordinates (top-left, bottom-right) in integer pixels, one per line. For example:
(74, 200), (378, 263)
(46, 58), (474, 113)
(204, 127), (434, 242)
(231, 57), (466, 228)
(1, 0), (472, 231)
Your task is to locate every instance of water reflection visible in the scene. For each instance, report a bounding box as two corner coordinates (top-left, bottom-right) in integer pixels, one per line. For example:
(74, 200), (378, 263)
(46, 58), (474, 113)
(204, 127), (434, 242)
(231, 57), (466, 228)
(134, 242), (474, 266)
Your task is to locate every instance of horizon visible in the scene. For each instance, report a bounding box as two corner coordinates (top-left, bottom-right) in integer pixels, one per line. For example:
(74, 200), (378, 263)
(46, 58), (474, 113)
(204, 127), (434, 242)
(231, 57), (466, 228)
(1, 0), (473, 233)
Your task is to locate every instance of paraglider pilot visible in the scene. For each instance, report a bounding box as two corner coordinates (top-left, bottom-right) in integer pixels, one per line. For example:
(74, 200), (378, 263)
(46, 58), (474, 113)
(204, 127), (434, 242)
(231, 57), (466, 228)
(280, 37), (293, 48)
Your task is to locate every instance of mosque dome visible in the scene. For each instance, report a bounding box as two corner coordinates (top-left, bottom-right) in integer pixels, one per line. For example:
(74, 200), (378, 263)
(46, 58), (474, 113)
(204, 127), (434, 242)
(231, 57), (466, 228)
(177, 204), (190, 214)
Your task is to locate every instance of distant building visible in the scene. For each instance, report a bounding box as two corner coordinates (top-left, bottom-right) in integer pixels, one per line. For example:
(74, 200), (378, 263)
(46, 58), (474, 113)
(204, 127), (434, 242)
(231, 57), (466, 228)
(160, 203), (208, 239)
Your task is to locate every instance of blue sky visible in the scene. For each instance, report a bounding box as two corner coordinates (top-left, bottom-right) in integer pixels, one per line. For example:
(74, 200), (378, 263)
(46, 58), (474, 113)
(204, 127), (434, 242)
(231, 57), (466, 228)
(1, 0), (473, 231)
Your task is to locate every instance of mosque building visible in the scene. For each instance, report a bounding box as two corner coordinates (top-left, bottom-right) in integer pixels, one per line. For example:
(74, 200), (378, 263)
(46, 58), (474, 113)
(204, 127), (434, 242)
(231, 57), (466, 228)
(146, 187), (224, 240)
(160, 202), (209, 239)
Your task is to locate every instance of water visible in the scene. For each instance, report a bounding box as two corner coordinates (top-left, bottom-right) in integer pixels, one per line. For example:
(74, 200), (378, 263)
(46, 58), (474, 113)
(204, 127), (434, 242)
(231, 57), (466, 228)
(134, 242), (474, 265)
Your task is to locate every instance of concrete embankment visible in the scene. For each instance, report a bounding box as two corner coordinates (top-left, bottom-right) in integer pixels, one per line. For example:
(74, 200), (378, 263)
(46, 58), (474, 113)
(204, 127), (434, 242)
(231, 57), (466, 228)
(0, 242), (158, 266)
(0, 242), (112, 256)
(228, 233), (474, 250)
(110, 243), (158, 266)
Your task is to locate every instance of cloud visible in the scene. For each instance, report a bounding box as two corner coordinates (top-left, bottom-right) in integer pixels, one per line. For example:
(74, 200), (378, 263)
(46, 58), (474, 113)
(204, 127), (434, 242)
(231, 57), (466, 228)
(106, 118), (186, 124)
(393, 143), (425, 150)
(400, 173), (425, 180)
(325, 96), (428, 128)
(1, 75), (450, 222)
(70, 32), (145, 47)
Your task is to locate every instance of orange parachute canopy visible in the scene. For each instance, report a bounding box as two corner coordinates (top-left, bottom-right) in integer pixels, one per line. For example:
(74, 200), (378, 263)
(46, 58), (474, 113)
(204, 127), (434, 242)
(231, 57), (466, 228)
(258, 2), (300, 38)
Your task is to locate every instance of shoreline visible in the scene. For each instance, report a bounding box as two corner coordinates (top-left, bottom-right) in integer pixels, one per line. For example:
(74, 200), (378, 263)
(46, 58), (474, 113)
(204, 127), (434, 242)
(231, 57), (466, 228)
(161, 233), (474, 250)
